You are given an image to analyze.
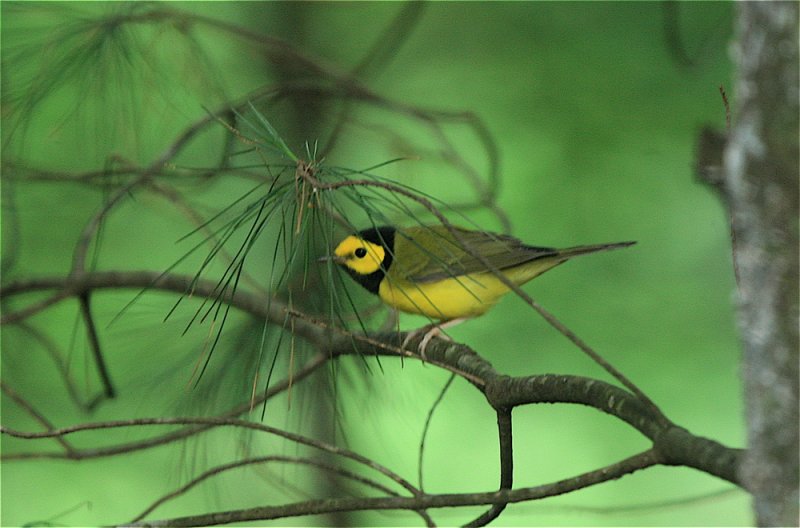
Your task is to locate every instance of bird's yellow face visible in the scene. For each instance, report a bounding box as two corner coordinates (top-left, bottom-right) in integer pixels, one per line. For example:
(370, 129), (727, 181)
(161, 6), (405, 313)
(333, 236), (386, 275)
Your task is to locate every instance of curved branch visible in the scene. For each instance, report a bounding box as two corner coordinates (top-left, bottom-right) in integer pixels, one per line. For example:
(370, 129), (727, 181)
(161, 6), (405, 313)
(1, 417), (423, 498)
(125, 450), (659, 527)
(1, 271), (323, 345)
(130, 455), (434, 526)
(2, 271), (745, 488)
(464, 407), (513, 527)
(333, 330), (745, 488)
(2, 351), (331, 462)
(0, 382), (75, 455)
(77, 293), (115, 398)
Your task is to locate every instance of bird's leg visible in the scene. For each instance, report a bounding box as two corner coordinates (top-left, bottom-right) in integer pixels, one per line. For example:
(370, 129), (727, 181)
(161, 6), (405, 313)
(379, 308), (400, 333)
(402, 318), (468, 360)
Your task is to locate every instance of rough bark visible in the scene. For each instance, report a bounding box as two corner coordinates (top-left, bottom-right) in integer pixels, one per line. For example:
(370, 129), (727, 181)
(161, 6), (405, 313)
(725, 3), (799, 525)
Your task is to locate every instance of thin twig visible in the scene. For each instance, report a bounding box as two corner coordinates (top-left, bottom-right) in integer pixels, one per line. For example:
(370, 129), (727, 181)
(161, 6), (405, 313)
(12, 322), (95, 410)
(1, 417), (424, 498)
(1, 382), (76, 455)
(130, 455), (434, 526)
(2, 352), (329, 462)
(0, 289), (72, 325)
(71, 175), (149, 275)
(719, 85), (731, 133)
(124, 449), (659, 526)
(78, 293), (115, 398)
(418, 373), (456, 491)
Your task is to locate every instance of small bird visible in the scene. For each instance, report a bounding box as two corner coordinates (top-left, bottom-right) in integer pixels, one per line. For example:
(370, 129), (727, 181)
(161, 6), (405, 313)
(328, 225), (634, 354)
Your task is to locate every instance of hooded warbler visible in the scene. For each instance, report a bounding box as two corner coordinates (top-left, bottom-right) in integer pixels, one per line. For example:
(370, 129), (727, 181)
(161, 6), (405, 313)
(330, 225), (634, 324)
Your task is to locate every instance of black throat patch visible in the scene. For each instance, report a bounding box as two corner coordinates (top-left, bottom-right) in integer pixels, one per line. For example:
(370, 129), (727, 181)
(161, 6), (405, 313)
(344, 226), (395, 295)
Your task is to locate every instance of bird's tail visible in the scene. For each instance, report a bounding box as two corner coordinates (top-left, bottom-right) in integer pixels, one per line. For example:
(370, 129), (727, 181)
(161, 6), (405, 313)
(556, 241), (636, 259)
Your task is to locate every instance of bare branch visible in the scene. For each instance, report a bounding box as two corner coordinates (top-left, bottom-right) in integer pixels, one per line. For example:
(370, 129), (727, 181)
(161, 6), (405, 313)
(2, 271), (744, 488)
(1, 417), (424, 499)
(124, 450), (659, 527)
(0, 382), (76, 455)
(77, 293), (115, 398)
(464, 408), (513, 527)
(130, 455), (434, 526)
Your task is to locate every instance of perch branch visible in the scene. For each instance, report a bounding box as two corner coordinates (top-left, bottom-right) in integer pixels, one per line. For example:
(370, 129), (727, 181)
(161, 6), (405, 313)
(2, 271), (744, 487)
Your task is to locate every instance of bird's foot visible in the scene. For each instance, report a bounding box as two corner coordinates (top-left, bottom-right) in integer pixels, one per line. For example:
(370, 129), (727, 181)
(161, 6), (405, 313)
(402, 318), (467, 361)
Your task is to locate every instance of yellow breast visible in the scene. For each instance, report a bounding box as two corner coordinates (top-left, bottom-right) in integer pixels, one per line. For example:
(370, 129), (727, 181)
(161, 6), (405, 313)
(378, 259), (561, 320)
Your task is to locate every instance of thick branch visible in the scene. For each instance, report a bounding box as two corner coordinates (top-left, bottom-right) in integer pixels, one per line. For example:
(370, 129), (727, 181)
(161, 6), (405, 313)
(337, 331), (744, 488)
(2, 271), (745, 489)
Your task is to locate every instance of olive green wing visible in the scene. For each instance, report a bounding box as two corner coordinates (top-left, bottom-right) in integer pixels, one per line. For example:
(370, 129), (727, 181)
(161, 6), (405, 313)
(393, 226), (559, 283)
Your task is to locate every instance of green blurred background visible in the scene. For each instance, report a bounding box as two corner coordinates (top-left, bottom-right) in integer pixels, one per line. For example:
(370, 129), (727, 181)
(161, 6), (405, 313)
(1, 2), (748, 526)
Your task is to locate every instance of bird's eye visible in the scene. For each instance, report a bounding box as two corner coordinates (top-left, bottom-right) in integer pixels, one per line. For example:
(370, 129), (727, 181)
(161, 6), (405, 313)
(354, 247), (368, 258)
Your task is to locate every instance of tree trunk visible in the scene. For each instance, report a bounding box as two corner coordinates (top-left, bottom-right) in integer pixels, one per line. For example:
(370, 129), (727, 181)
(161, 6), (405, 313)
(725, 2), (799, 526)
